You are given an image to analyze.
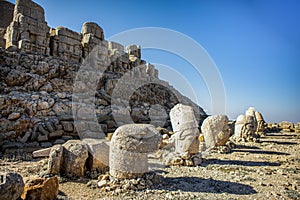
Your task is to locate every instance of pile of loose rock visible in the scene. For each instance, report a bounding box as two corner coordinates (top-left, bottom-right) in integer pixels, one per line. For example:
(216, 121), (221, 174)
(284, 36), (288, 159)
(88, 172), (163, 195)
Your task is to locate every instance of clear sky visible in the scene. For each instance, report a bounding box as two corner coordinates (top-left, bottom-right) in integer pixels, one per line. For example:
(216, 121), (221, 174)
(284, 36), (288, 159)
(8, 0), (300, 123)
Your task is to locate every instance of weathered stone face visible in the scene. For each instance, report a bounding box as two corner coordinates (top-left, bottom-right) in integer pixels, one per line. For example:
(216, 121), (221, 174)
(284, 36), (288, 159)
(245, 107), (257, 132)
(201, 114), (230, 149)
(234, 114), (256, 141)
(255, 111), (266, 133)
(279, 121), (294, 132)
(170, 104), (200, 155)
(110, 124), (162, 179)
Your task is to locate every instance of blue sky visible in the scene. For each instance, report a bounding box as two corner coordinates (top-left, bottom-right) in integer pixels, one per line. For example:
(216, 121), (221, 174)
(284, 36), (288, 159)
(8, 0), (300, 123)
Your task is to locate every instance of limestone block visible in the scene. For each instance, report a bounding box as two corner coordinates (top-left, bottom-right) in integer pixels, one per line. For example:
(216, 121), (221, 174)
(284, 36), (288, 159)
(110, 124), (162, 179)
(201, 114), (230, 149)
(61, 121), (74, 132)
(170, 104), (200, 155)
(82, 138), (110, 170)
(0, 172), (24, 200)
(32, 147), (51, 158)
(49, 130), (64, 139)
(21, 177), (59, 200)
(126, 45), (141, 59)
(48, 144), (63, 175)
(108, 41), (124, 52)
(61, 140), (88, 177)
(5, 0), (50, 53)
(82, 22), (104, 40)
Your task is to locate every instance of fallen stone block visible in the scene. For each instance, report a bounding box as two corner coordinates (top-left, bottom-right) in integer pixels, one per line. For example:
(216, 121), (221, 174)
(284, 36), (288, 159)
(61, 140), (88, 177)
(32, 147), (51, 158)
(82, 138), (110, 171)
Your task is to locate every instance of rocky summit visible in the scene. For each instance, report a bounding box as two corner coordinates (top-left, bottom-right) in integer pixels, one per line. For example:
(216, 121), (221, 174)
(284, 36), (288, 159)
(0, 0), (207, 153)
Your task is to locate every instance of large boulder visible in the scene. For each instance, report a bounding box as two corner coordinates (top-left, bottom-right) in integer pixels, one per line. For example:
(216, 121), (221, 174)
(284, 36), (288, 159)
(201, 114), (230, 149)
(0, 172), (24, 200)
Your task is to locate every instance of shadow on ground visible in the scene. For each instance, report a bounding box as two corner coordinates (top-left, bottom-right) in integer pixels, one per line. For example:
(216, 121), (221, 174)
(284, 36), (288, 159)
(235, 144), (260, 149)
(158, 176), (257, 195)
(261, 140), (298, 145)
(201, 158), (280, 167)
(266, 133), (300, 138)
(232, 149), (290, 156)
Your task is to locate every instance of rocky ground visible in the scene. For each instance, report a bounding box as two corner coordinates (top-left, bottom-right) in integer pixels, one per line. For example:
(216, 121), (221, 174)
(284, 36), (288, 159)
(1, 131), (299, 200)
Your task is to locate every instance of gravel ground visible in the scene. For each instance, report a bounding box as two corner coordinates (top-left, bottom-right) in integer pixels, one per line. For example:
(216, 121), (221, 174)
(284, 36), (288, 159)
(1, 131), (299, 200)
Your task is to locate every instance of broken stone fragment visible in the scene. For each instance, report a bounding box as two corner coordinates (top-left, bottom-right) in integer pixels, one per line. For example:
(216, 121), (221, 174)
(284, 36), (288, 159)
(110, 124), (162, 179)
(0, 172), (24, 200)
(170, 104), (200, 155)
(201, 114), (230, 150)
(61, 140), (88, 177)
(82, 138), (110, 171)
(32, 147), (51, 158)
(21, 177), (59, 200)
(48, 144), (63, 175)
(7, 112), (20, 120)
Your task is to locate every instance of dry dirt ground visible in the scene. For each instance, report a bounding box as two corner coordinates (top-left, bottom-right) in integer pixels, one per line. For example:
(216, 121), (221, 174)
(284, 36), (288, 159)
(1, 131), (300, 200)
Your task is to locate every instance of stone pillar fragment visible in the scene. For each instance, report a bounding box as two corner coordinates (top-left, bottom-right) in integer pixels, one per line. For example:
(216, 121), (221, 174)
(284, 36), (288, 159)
(110, 124), (162, 179)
